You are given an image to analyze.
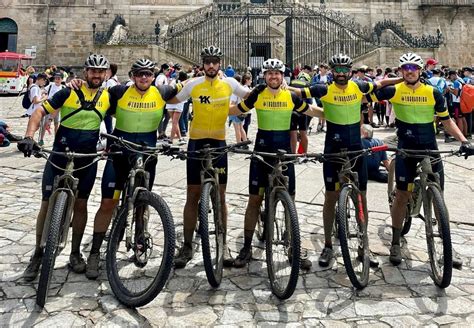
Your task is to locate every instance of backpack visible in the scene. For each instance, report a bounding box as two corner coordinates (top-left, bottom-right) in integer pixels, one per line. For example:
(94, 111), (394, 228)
(22, 88), (32, 109)
(460, 84), (474, 114)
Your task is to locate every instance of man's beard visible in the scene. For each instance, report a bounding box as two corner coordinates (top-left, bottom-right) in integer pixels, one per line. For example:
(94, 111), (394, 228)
(205, 70), (218, 78)
(86, 78), (103, 89)
(135, 82), (151, 92)
(335, 75), (349, 85)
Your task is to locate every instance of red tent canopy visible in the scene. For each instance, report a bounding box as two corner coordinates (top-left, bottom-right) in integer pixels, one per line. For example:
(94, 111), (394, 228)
(0, 51), (32, 60)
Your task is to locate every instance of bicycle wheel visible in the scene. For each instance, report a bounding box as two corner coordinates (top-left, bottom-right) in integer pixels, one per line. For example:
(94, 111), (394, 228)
(37, 191), (68, 308)
(199, 181), (224, 287)
(256, 189), (269, 242)
(266, 190), (300, 300)
(424, 184), (452, 288)
(106, 190), (175, 307)
(337, 186), (369, 290)
(387, 159), (411, 236)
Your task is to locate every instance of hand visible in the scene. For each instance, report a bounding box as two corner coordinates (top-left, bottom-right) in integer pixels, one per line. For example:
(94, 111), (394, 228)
(18, 137), (37, 157)
(67, 78), (84, 90)
(460, 141), (474, 159)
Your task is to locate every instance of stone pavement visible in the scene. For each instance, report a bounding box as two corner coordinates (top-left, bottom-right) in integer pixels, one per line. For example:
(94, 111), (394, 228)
(1, 94), (474, 327)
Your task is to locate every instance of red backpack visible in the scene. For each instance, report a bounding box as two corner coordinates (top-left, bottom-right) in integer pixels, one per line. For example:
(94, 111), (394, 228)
(460, 84), (474, 114)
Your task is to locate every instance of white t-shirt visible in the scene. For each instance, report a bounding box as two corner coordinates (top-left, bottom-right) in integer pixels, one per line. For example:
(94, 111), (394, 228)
(106, 76), (120, 88)
(45, 83), (65, 98)
(175, 77), (249, 103)
(27, 84), (43, 116)
(155, 74), (168, 86)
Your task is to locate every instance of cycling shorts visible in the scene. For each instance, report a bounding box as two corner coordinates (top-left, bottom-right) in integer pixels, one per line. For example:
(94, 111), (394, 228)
(42, 146), (98, 200)
(249, 131), (295, 195)
(395, 138), (444, 191)
(323, 143), (368, 192)
(186, 138), (228, 185)
(100, 154), (157, 199)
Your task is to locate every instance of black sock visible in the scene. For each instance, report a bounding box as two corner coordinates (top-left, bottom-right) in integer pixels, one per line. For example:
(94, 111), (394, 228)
(183, 228), (194, 247)
(392, 227), (402, 246)
(71, 233), (83, 254)
(243, 229), (254, 249)
(90, 232), (106, 255)
(324, 242), (333, 249)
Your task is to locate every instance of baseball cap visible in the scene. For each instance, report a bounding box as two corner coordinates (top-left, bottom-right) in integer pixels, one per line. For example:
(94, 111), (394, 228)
(426, 58), (438, 65)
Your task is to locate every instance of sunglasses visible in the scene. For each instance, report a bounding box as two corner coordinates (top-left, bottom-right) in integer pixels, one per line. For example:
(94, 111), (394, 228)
(134, 70), (154, 78)
(203, 57), (221, 65)
(333, 66), (350, 73)
(401, 64), (420, 72)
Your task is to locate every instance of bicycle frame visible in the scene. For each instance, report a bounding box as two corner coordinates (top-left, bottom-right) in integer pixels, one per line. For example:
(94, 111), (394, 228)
(122, 154), (151, 252)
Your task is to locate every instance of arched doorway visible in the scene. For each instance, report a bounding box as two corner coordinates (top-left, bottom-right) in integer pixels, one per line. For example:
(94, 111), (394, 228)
(0, 18), (18, 52)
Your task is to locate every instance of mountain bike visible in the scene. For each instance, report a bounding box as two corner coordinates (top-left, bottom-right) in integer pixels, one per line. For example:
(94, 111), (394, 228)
(307, 145), (388, 290)
(233, 148), (303, 299)
(385, 147), (466, 288)
(102, 133), (176, 307)
(172, 141), (251, 288)
(34, 147), (111, 308)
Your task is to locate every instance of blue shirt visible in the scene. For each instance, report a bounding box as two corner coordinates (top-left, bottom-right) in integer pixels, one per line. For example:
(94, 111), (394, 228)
(361, 138), (387, 171)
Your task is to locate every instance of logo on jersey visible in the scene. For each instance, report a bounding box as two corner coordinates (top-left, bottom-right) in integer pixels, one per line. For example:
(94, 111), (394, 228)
(199, 95), (211, 104)
(333, 94), (357, 102)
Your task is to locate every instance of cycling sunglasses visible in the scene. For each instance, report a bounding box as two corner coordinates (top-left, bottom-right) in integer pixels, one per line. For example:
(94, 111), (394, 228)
(333, 66), (351, 73)
(134, 70), (154, 78)
(203, 57), (221, 65)
(401, 64), (420, 72)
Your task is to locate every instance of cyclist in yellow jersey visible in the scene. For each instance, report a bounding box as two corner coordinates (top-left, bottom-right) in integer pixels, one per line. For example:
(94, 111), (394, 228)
(290, 53), (402, 268)
(173, 46), (252, 268)
(228, 58), (324, 269)
(18, 54), (112, 281)
(86, 59), (181, 279)
(368, 53), (474, 265)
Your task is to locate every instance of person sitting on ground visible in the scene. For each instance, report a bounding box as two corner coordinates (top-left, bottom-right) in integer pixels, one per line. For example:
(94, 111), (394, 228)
(361, 124), (390, 183)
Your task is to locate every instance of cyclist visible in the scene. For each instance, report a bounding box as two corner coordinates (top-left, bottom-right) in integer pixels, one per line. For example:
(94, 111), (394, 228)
(85, 59), (182, 279)
(173, 45), (251, 269)
(18, 54), (112, 281)
(290, 53), (402, 268)
(367, 52), (474, 265)
(229, 58), (324, 269)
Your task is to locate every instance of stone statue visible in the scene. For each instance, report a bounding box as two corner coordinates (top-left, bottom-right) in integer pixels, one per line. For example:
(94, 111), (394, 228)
(274, 39), (284, 60)
(107, 24), (129, 45)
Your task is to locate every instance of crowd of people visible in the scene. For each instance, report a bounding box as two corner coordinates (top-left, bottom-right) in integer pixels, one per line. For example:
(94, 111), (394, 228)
(11, 46), (474, 284)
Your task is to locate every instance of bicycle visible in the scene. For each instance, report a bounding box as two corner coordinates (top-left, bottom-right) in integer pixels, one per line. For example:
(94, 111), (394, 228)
(33, 147), (111, 308)
(385, 147), (465, 288)
(232, 148), (303, 299)
(306, 145), (388, 290)
(172, 141), (251, 288)
(102, 133), (176, 307)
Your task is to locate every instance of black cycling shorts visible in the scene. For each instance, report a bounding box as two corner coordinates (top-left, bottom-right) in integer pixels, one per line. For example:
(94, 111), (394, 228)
(249, 131), (295, 195)
(101, 153), (157, 199)
(323, 143), (368, 192)
(395, 138), (444, 191)
(186, 138), (228, 185)
(42, 148), (98, 201)
(290, 112), (311, 131)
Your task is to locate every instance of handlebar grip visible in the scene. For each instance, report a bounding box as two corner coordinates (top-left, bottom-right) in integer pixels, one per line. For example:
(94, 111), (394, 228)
(371, 144), (388, 153)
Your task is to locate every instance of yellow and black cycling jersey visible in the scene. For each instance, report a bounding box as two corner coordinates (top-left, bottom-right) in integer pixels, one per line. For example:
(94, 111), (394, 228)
(301, 80), (376, 147)
(175, 76), (248, 140)
(108, 84), (177, 146)
(43, 85), (111, 151)
(238, 88), (308, 131)
(368, 82), (449, 144)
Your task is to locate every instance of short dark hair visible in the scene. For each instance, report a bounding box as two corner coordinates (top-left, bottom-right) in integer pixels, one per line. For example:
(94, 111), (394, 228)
(303, 65), (312, 71)
(109, 63), (118, 76)
(36, 73), (47, 80)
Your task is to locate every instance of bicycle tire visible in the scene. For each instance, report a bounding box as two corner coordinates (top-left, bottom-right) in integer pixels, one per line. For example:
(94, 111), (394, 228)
(37, 191), (68, 308)
(256, 189), (269, 242)
(337, 186), (370, 290)
(266, 190), (300, 300)
(387, 159), (412, 236)
(424, 184), (452, 288)
(106, 190), (175, 307)
(199, 181), (224, 287)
